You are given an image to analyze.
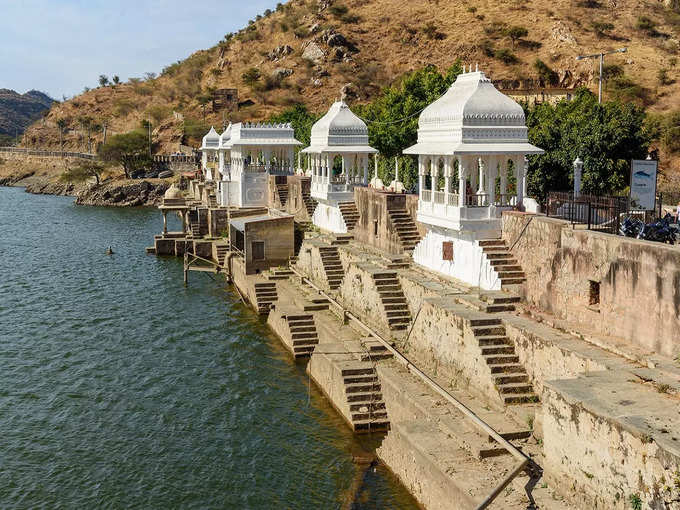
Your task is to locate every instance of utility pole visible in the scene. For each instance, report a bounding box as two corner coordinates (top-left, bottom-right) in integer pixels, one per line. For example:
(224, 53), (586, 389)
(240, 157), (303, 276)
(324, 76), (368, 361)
(576, 47), (627, 103)
(148, 118), (152, 157)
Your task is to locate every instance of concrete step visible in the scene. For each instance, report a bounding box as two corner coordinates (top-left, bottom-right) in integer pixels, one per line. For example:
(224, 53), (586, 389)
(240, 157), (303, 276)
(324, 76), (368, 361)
(503, 393), (540, 405)
(386, 310), (410, 318)
(352, 411), (388, 421)
(476, 335), (511, 347)
(360, 352), (393, 361)
(353, 419), (390, 431)
(498, 382), (534, 394)
(479, 239), (506, 247)
(498, 271), (526, 279)
(471, 325), (506, 337)
(340, 365), (375, 377)
(481, 345), (516, 356)
(287, 314), (314, 321)
(345, 382), (381, 394)
(469, 318), (502, 327)
(484, 354), (520, 365)
(501, 278), (526, 285)
(379, 291), (406, 299)
(292, 338), (319, 347)
(346, 391), (384, 402)
(291, 332), (318, 339)
(349, 401), (386, 412)
(344, 375), (379, 384)
(288, 319), (315, 327)
(376, 284), (401, 292)
(388, 316), (410, 325)
(383, 303), (408, 311)
(289, 325), (316, 333)
(381, 297), (407, 304)
(493, 373), (529, 385)
(488, 363), (524, 374)
(485, 252), (514, 260)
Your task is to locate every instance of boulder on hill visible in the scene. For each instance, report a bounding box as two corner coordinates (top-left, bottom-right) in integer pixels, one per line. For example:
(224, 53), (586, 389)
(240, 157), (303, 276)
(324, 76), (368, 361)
(267, 45), (294, 61)
(302, 41), (326, 64)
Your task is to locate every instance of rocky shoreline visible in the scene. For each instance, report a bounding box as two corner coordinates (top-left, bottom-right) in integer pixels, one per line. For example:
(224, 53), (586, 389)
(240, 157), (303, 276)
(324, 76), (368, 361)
(1, 172), (169, 207)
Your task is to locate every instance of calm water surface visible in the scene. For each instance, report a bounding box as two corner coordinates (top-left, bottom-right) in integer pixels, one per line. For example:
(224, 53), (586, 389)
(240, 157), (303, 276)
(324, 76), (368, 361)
(0, 187), (418, 509)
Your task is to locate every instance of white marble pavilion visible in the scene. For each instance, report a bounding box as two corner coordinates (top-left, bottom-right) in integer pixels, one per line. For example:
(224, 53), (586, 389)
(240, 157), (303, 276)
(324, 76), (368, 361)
(301, 100), (377, 233)
(212, 122), (302, 208)
(403, 68), (543, 289)
(200, 126), (220, 181)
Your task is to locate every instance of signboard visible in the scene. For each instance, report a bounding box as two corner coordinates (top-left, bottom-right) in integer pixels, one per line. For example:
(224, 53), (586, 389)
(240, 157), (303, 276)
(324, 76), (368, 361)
(442, 241), (453, 261)
(629, 159), (658, 211)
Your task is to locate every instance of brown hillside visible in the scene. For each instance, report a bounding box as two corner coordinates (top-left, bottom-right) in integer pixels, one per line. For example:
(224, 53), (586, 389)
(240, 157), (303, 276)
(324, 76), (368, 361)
(22, 0), (680, 158)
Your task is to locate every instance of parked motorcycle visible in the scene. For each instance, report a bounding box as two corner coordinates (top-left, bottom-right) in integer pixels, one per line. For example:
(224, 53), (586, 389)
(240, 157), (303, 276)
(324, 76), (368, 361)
(619, 216), (643, 238)
(636, 213), (676, 245)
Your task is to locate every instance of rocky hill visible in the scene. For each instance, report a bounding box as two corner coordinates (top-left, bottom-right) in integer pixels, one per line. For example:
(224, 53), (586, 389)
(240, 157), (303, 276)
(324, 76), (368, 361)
(21, 0), (680, 154)
(0, 89), (53, 139)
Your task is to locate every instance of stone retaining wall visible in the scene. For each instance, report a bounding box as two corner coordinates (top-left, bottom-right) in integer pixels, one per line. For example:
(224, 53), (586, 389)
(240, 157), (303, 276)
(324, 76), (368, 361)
(502, 211), (680, 358)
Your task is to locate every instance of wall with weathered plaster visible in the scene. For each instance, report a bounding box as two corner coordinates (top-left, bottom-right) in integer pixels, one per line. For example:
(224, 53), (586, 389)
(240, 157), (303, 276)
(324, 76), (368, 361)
(295, 240), (335, 291)
(543, 381), (680, 509)
(312, 202), (347, 233)
(337, 262), (393, 336)
(502, 212), (680, 358)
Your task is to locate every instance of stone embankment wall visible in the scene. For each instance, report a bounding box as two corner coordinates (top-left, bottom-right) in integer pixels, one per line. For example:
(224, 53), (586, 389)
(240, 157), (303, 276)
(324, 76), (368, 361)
(542, 378), (680, 509)
(502, 212), (680, 358)
(337, 262), (393, 336)
(351, 187), (424, 255)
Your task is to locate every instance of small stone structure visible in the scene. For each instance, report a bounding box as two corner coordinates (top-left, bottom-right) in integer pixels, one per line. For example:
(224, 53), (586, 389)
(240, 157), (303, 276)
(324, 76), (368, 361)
(228, 211), (294, 274)
(302, 100), (377, 233)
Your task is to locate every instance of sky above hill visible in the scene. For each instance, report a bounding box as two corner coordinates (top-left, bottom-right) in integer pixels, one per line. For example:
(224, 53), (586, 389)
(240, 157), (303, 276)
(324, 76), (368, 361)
(0, 0), (278, 100)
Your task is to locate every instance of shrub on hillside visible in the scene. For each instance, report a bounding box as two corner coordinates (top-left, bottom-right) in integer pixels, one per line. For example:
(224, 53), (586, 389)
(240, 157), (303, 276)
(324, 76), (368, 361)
(494, 48), (518, 64)
(242, 68), (262, 87)
(592, 21), (615, 37)
(534, 59), (558, 85)
(503, 26), (528, 48)
(636, 16), (663, 37)
(422, 22), (445, 40)
(606, 75), (650, 105)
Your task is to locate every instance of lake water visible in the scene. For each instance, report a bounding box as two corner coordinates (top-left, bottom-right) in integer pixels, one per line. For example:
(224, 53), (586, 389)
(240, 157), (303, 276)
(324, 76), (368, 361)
(0, 187), (417, 509)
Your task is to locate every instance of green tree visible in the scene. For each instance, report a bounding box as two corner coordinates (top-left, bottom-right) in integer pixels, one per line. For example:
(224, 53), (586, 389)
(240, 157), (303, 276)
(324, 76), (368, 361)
(355, 62), (463, 189)
(98, 130), (151, 179)
(269, 104), (319, 146)
(503, 26), (528, 48)
(98, 74), (109, 87)
(241, 67), (261, 87)
(61, 161), (105, 185)
(197, 94), (212, 121)
(112, 75), (120, 85)
(525, 88), (649, 201)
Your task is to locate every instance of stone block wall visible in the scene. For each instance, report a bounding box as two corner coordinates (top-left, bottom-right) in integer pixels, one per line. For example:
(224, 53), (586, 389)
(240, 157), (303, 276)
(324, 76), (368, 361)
(295, 240), (334, 292)
(502, 212), (680, 358)
(337, 262), (393, 336)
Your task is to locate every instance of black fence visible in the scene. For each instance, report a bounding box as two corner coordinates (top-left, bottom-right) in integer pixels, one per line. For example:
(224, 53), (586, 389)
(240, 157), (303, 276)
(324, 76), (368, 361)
(546, 192), (663, 235)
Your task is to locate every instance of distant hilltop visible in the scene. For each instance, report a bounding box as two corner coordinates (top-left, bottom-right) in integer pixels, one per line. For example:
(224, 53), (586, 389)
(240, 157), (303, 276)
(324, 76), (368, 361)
(21, 0), (680, 153)
(0, 89), (54, 138)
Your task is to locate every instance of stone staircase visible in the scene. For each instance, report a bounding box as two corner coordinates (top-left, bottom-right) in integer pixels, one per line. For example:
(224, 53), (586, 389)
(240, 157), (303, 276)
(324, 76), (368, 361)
(286, 313), (319, 358)
(276, 184), (289, 207)
(190, 222), (201, 238)
(215, 244), (229, 266)
(373, 271), (411, 330)
(479, 239), (526, 287)
(302, 191), (317, 217)
(319, 246), (345, 290)
(471, 318), (539, 405)
(457, 292), (521, 314)
(208, 194), (217, 208)
(267, 268), (294, 281)
(254, 281), (278, 314)
(387, 209), (421, 252)
(338, 201), (360, 231)
(379, 254), (411, 270)
(357, 336), (394, 362)
(340, 361), (390, 432)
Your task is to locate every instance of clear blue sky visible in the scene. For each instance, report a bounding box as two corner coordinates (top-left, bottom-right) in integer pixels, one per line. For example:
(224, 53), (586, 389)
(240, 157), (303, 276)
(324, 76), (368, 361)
(0, 0), (278, 99)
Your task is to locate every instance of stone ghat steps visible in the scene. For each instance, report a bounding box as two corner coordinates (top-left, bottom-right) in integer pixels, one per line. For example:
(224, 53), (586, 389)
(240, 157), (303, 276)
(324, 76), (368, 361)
(480, 239), (527, 287)
(301, 193), (317, 217)
(471, 321), (539, 406)
(208, 194), (217, 208)
(387, 209), (421, 252)
(338, 201), (360, 231)
(276, 184), (289, 207)
(319, 245), (344, 290)
(286, 314), (319, 358)
(357, 336), (394, 362)
(266, 268), (294, 281)
(215, 245), (229, 266)
(254, 282), (278, 314)
(373, 271), (411, 331)
(340, 361), (390, 432)
(457, 291), (521, 313)
(190, 222), (201, 238)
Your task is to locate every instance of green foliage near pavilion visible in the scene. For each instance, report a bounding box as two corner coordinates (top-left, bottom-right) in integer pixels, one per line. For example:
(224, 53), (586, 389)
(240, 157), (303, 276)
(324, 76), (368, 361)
(98, 130), (152, 179)
(525, 88), (649, 201)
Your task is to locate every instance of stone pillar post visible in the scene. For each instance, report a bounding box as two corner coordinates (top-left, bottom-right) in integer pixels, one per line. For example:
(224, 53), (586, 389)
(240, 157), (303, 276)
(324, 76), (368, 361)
(343, 155), (349, 185)
(487, 156), (497, 206)
(218, 150), (224, 178)
(444, 156), (451, 206)
(432, 157), (439, 202)
(517, 156), (526, 207)
(500, 157), (508, 205)
(201, 151), (207, 170)
(181, 210), (187, 233)
(162, 210), (168, 234)
(458, 156), (467, 207)
(418, 156), (424, 200)
(374, 154), (379, 181)
(477, 157), (485, 196)
(363, 155), (368, 185)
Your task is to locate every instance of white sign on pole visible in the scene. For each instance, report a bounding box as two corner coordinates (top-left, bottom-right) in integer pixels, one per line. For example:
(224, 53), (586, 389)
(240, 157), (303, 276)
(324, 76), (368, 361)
(629, 159), (658, 211)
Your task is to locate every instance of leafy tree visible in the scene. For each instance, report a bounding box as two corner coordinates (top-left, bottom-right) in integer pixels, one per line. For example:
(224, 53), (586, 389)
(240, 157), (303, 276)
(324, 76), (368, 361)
(78, 116), (94, 152)
(61, 161), (105, 185)
(503, 26), (528, 48)
(525, 88), (649, 201)
(269, 104), (319, 146)
(533, 59), (557, 85)
(241, 67), (262, 87)
(197, 94), (212, 121)
(355, 62), (463, 189)
(112, 75), (120, 85)
(98, 74), (109, 87)
(99, 130), (151, 179)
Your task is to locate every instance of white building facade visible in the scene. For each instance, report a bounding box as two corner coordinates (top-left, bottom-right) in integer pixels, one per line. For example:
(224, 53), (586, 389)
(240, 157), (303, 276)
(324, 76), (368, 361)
(403, 69), (543, 290)
(302, 101), (378, 233)
(214, 122), (302, 208)
(200, 126), (220, 181)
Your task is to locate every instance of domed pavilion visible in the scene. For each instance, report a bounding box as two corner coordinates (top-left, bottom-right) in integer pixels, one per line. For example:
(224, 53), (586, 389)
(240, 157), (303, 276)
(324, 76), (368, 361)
(403, 68), (543, 289)
(301, 100), (378, 233)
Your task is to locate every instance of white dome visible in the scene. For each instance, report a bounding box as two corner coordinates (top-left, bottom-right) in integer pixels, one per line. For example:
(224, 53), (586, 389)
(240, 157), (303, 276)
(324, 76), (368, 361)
(403, 70), (543, 155)
(163, 184), (183, 200)
(201, 126), (220, 149)
(305, 101), (377, 153)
